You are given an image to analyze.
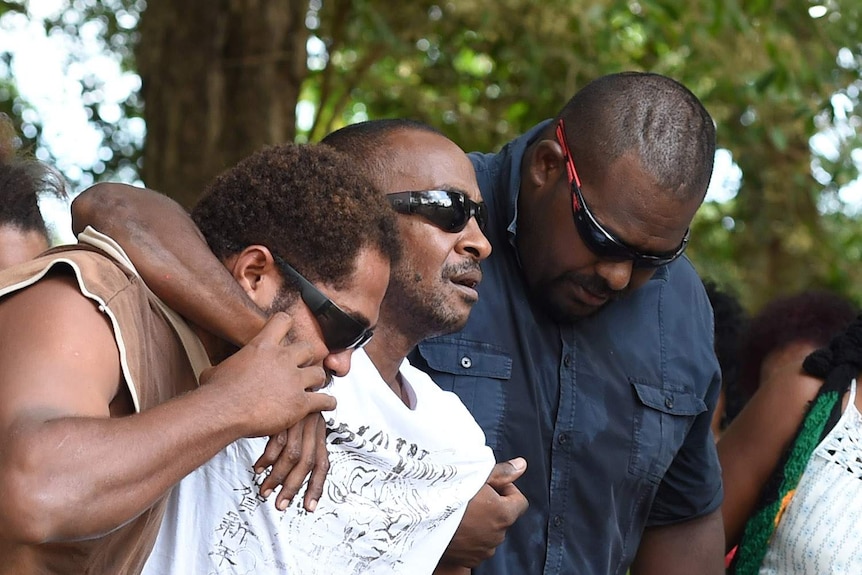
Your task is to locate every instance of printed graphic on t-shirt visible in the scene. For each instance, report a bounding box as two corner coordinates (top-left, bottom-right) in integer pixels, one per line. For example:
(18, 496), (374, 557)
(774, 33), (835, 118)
(204, 418), (469, 575)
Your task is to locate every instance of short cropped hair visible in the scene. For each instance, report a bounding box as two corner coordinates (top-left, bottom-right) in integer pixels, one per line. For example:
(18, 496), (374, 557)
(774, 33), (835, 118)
(0, 114), (67, 239)
(558, 72), (716, 203)
(321, 119), (445, 187)
(191, 143), (400, 289)
(738, 290), (858, 396)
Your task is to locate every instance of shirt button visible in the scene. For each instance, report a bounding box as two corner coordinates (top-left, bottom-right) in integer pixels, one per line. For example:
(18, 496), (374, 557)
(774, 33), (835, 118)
(557, 433), (569, 445)
(552, 515), (563, 527)
(665, 396), (674, 409)
(460, 356), (472, 369)
(563, 354), (572, 368)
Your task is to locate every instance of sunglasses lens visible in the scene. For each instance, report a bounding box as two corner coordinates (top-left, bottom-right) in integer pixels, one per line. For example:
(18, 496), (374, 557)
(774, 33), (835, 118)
(315, 302), (373, 352)
(389, 190), (487, 234)
(573, 211), (630, 260)
(415, 192), (468, 232)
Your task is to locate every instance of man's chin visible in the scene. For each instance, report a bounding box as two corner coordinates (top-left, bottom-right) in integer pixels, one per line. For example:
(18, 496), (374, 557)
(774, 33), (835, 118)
(539, 290), (605, 323)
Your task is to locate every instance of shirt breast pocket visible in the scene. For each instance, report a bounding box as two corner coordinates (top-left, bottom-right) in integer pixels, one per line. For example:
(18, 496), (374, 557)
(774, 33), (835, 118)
(628, 379), (706, 484)
(414, 339), (512, 450)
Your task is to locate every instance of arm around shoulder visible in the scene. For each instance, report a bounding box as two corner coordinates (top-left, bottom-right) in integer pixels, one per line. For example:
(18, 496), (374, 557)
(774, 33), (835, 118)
(71, 182), (266, 346)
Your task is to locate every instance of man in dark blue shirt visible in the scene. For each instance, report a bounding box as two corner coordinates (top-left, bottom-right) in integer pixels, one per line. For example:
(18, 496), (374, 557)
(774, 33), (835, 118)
(410, 72), (724, 575)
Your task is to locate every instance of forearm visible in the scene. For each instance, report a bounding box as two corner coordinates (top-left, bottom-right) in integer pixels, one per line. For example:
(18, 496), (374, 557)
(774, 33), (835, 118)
(71, 182), (266, 345)
(0, 382), (248, 543)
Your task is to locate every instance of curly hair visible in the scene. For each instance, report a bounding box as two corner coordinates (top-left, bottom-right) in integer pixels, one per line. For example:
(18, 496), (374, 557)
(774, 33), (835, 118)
(191, 143), (400, 289)
(558, 72), (715, 203)
(0, 114), (67, 239)
(737, 289), (857, 397)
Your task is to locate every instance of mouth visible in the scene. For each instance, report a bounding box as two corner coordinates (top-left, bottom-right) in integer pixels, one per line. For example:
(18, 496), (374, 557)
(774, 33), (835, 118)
(449, 269), (483, 298)
(572, 283), (609, 308)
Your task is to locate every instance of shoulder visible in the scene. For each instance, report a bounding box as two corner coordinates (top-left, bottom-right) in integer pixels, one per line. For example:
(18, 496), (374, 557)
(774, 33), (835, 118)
(0, 247), (138, 303)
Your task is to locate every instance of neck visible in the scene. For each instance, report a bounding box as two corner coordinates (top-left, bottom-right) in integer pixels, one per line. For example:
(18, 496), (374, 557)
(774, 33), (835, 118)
(363, 320), (418, 406)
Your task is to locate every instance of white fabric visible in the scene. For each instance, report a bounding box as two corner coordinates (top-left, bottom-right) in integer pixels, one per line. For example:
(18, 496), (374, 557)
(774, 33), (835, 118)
(760, 378), (862, 574)
(143, 350), (495, 575)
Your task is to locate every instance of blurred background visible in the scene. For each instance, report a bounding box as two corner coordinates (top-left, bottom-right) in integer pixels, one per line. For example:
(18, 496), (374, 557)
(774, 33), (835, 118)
(0, 0), (860, 312)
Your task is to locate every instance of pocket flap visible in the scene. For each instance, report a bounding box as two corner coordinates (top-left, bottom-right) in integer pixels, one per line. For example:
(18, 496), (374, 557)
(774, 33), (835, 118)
(630, 380), (706, 416)
(416, 339), (512, 379)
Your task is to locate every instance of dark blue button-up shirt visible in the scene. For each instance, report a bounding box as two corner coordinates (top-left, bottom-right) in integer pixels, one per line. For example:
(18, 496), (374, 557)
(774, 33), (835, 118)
(409, 121), (723, 575)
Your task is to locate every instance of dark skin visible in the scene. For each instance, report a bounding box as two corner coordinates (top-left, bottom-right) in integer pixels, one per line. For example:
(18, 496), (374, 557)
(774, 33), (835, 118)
(74, 132), (530, 568)
(717, 342), (824, 549)
(0, 248), (338, 572)
(71, 185), (329, 512)
(516, 127), (724, 574)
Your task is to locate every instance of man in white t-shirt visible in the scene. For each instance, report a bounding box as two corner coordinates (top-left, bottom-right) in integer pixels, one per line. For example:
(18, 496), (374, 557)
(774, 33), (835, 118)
(73, 120), (528, 574)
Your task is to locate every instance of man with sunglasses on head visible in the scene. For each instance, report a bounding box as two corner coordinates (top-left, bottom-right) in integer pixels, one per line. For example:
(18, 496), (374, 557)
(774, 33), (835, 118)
(0, 143), (397, 575)
(71, 119), (527, 574)
(409, 71), (724, 575)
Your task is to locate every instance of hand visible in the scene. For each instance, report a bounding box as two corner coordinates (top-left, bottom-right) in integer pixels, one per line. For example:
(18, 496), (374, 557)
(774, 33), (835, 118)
(439, 457), (529, 568)
(200, 312), (336, 437)
(253, 413), (330, 512)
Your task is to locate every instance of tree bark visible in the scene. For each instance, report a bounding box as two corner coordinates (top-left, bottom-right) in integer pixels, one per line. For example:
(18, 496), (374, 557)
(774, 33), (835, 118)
(137, 0), (308, 208)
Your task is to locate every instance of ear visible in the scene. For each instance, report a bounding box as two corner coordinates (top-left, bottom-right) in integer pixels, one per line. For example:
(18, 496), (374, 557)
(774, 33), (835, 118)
(524, 138), (567, 194)
(225, 245), (283, 308)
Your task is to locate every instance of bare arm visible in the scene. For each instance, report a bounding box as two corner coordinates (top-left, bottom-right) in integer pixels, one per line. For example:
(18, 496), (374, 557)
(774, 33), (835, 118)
(71, 182), (265, 346)
(630, 508), (725, 575)
(0, 277), (333, 543)
(717, 342), (821, 549)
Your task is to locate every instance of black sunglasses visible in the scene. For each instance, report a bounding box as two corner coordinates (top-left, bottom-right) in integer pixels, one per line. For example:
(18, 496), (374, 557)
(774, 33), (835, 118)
(387, 189), (488, 233)
(272, 254), (374, 352)
(555, 119), (689, 269)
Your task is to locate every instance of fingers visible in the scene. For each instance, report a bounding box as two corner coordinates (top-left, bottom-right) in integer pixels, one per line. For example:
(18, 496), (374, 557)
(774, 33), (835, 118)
(254, 430), (288, 475)
(301, 418), (330, 512)
(486, 457), (527, 490)
(253, 311), (294, 344)
(306, 391), (337, 413)
(274, 420), (321, 512)
(254, 414), (331, 513)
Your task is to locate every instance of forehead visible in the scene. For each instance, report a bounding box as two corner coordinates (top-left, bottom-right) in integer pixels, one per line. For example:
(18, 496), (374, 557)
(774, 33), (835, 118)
(582, 152), (699, 251)
(382, 130), (481, 202)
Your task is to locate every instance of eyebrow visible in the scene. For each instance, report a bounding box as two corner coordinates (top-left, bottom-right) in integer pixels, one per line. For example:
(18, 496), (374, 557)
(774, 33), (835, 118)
(342, 306), (374, 329)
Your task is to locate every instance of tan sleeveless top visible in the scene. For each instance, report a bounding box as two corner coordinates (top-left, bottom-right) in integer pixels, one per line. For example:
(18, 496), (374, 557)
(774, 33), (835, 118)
(0, 228), (211, 574)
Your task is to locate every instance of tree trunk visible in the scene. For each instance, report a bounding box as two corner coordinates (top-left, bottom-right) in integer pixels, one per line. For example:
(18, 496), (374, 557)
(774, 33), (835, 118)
(136, 0), (308, 208)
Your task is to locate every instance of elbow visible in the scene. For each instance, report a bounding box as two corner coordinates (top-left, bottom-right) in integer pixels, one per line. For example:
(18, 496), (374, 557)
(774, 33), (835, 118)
(0, 467), (65, 544)
(0, 439), (91, 544)
(70, 182), (137, 236)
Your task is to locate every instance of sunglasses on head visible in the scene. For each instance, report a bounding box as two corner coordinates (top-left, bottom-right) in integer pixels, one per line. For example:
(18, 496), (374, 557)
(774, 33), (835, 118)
(387, 189), (488, 233)
(555, 118), (689, 269)
(272, 254), (374, 352)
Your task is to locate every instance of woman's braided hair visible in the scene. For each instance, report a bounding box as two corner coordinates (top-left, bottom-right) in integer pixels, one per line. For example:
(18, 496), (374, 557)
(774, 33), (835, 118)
(731, 313), (862, 573)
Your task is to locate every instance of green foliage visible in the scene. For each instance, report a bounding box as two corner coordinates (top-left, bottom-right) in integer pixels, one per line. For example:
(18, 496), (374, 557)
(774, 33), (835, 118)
(1, 0), (861, 309)
(0, 0), (144, 188)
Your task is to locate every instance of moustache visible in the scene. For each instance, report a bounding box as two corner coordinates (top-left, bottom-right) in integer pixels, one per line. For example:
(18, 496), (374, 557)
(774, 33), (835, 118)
(566, 272), (624, 301)
(442, 260), (483, 280)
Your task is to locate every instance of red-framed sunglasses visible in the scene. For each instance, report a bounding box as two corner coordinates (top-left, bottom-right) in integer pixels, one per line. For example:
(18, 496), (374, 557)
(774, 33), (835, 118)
(555, 118), (689, 269)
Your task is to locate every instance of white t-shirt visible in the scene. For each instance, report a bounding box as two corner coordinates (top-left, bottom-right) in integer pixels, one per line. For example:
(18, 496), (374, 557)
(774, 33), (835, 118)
(143, 350), (495, 575)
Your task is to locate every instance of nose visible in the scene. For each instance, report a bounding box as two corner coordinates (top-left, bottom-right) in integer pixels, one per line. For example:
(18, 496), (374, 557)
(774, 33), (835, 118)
(458, 218), (492, 260)
(594, 259), (633, 292)
(323, 348), (354, 378)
